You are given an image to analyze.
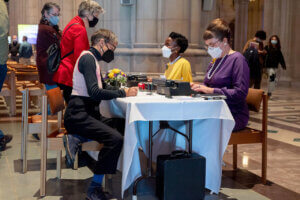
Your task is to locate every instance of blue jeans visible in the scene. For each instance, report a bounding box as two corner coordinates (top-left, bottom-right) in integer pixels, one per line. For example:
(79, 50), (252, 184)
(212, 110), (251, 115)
(45, 84), (58, 91)
(0, 64), (8, 92)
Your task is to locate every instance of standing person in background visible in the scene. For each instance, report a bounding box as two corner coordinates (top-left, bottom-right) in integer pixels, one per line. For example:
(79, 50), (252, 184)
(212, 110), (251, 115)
(243, 30), (267, 89)
(53, 0), (104, 103)
(19, 36), (33, 65)
(162, 32), (193, 82)
(264, 35), (286, 97)
(36, 2), (61, 91)
(9, 35), (20, 62)
(0, 0), (13, 151)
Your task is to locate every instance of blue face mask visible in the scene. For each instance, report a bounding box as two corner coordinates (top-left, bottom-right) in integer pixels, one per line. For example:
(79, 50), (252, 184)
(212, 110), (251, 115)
(49, 16), (59, 26)
(271, 40), (278, 45)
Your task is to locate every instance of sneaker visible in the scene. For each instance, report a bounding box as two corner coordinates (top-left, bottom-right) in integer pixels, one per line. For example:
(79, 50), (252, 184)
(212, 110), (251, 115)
(0, 134), (13, 151)
(87, 182), (108, 200)
(63, 134), (81, 169)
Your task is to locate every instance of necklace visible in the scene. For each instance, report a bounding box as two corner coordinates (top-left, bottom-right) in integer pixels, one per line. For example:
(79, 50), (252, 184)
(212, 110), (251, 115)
(206, 55), (227, 80)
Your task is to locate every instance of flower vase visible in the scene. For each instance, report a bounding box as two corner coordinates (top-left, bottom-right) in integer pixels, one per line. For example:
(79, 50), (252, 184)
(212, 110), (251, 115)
(110, 81), (121, 88)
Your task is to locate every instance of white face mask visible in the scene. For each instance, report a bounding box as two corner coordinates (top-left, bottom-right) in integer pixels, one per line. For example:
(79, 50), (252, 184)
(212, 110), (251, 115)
(207, 46), (223, 59)
(271, 40), (278, 45)
(162, 45), (172, 58)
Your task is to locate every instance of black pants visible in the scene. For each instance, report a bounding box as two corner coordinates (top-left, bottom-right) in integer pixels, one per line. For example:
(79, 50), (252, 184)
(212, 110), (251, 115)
(250, 77), (261, 89)
(64, 96), (124, 174)
(57, 83), (73, 104)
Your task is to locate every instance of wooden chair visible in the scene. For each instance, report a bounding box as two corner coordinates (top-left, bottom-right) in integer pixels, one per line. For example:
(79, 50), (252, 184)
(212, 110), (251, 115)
(228, 88), (268, 184)
(0, 70), (16, 116)
(20, 88), (56, 173)
(40, 87), (104, 197)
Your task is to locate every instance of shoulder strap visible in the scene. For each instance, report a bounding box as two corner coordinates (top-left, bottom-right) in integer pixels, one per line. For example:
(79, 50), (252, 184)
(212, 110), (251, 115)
(61, 23), (80, 60)
(62, 23), (80, 37)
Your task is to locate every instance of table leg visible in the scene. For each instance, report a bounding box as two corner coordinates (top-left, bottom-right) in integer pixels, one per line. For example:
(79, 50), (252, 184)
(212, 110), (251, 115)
(188, 120), (193, 153)
(132, 121), (154, 199)
(148, 121), (153, 176)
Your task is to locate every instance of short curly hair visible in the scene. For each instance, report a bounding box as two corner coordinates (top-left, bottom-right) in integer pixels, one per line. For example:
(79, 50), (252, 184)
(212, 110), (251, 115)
(169, 32), (189, 53)
(78, 0), (104, 17)
(91, 29), (118, 46)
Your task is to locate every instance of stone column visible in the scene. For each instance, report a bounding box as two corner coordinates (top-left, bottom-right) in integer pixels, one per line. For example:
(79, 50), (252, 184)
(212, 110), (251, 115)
(234, 0), (249, 52)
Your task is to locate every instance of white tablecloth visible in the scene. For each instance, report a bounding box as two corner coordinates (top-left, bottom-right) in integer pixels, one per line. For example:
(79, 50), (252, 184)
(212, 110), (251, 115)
(98, 92), (235, 197)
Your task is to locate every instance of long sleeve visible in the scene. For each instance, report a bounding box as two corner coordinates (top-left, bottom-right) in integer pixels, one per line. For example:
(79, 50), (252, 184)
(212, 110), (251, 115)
(78, 54), (126, 101)
(279, 51), (286, 69)
(213, 56), (249, 105)
(73, 28), (90, 62)
(19, 44), (24, 57)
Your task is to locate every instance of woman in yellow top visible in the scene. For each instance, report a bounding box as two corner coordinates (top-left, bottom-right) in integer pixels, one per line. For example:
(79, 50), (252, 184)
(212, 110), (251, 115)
(162, 32), (193, 82)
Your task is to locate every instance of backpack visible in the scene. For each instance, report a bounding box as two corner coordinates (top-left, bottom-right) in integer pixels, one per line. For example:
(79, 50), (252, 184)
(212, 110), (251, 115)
(243, 46), (260, 78)
(47, 23), (79, 74)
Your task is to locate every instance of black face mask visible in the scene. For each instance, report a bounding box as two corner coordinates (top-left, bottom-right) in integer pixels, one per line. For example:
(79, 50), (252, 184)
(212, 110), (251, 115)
(102, 49), (114, 63)
(89, 16), (99, 27)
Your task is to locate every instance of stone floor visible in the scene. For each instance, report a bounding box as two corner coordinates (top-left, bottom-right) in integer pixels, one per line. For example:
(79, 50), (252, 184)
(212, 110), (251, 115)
(0, 83), (299, 200)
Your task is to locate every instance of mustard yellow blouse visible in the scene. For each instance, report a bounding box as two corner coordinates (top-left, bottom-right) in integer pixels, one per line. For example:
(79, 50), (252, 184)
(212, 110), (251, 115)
(164, 57), (193, 82)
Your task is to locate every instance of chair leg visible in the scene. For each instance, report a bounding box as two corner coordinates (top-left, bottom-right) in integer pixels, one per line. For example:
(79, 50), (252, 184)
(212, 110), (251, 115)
(40, 95), (47, 197)
(40, 133), (47, 197)
(22, 128), (28, 173)
(262, 142), (267, 184)
(102, 175), (106, 192)
(103, 174), (112, 192)
(57, 150), (62, 179)
(233, 144), (238, 170)
(74, 152), (79, 170)
(22, 90), (29, 173)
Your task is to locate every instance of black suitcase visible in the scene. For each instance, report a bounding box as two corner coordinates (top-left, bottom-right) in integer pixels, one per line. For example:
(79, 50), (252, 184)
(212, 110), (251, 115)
(156, 151), (206, 200)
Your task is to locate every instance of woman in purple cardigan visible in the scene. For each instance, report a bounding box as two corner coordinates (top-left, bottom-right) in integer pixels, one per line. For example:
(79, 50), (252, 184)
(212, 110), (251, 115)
(36, 2), (61, 90)
(191, 18), (249, 131)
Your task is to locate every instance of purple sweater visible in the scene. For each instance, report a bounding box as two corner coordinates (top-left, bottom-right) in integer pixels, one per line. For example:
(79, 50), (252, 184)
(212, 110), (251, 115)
(204, 52), (249, 131)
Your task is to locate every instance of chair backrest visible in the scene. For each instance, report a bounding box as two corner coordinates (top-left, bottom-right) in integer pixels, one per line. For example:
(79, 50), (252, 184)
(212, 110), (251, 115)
(246, 88), (268, 133)
(46, 87), (65, 115)
(246, 88), (264, 112)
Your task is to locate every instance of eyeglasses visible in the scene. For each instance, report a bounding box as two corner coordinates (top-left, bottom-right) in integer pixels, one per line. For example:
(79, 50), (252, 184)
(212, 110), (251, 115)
(49, 12), (60, 17)
(204, 40), (220, 50)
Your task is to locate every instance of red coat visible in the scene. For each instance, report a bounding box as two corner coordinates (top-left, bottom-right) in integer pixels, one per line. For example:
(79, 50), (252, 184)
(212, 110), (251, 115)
(36, 22), (61, 85)
(53, 16), (90, 87)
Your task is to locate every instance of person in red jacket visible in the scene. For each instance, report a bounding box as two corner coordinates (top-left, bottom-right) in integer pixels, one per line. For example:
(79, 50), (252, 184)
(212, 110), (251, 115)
(53, 0), (104, 103)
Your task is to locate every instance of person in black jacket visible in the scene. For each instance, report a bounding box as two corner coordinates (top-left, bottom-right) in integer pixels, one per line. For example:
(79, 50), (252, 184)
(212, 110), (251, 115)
(264, 35), (286, 96)
(9, 35), (20, 62)
(63, 29), (137, 200)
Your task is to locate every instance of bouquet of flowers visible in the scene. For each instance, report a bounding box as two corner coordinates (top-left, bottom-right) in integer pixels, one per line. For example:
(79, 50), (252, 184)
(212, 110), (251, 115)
(104, 68), (127, 87)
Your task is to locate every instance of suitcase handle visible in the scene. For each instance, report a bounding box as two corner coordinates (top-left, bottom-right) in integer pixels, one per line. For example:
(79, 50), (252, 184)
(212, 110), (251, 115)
(170, 150), (189, 158)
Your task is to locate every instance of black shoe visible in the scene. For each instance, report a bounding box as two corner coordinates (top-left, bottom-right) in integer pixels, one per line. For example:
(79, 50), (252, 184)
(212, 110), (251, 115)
(63, 134), (81, 169)
(32, 133), (40, 140)
(87, 182), (108, 200)
(0, 134), (13, 151)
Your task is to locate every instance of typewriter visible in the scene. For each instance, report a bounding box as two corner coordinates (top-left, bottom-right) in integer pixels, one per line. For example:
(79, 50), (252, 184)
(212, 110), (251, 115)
(152, 78), (192, 97)
(126, 74), (148, 87)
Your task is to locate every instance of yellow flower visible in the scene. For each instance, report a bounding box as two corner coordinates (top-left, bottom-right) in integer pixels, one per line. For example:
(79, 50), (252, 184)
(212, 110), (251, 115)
(112, 68), (120, 74)
(108, 72), (114, 79)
